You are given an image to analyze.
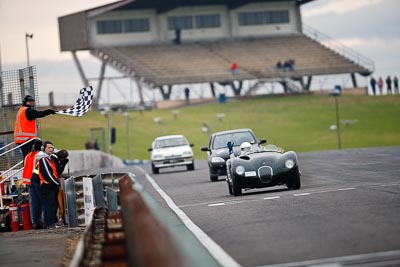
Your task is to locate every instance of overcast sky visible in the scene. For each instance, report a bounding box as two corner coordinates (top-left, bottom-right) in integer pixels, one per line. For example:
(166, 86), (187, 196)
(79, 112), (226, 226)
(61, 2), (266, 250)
(1, 0), (399, 105)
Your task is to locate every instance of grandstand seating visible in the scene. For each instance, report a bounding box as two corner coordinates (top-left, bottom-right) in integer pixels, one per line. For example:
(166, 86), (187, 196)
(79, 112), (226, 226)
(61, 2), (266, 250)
(90, 34), (371, 88)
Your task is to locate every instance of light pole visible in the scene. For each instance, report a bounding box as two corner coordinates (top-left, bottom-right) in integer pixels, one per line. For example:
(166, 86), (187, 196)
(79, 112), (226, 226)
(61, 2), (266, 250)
(123, 112), (131, 160)
(329, 89), (342, 150)
(25, 33), (33, 67)
(101, 107), (113, 154)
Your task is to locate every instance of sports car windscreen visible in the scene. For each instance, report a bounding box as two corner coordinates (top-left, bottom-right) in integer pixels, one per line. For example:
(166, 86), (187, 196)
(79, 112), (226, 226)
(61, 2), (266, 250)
(155, 137), (188, 149)
(212, 132), (256, 149)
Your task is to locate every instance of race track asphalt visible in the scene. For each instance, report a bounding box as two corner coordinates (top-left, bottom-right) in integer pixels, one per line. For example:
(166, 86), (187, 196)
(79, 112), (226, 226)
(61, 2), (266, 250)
(1, 146), (398, 267)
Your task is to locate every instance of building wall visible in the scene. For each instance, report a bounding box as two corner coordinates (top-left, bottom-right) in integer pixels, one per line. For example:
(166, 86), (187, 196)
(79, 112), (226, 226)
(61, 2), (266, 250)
(159, 5), (230, 42)
(81, 1), (301, 48)
(88, 9), (157, 47)
(59, 12), (89, 51)
(232, 1), (299, 38)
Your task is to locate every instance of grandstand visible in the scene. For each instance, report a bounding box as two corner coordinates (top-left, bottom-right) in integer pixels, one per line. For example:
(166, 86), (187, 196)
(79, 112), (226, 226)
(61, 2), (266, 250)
(58, 0), (374, 107)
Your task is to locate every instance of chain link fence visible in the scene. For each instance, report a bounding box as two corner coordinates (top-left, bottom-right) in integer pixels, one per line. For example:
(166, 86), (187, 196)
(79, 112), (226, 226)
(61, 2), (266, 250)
(0, 66), (39, 171)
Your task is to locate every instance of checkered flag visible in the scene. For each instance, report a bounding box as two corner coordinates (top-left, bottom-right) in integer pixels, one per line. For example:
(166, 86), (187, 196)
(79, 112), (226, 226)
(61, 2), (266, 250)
(56, 86), (94, 117)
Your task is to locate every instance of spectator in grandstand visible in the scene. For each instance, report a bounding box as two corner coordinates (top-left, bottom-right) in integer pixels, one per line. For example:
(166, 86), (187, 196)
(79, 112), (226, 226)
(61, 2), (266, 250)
(276, 61), (283, 70)
(283, 59), (295, 71)
(386, 75), (392, 95)
(377, 76), (384, 95)
(14, 95), (56, 161)
(230, 61), (239, 75)
(369, 76), (377, 95)
(393, 76), (399, 94)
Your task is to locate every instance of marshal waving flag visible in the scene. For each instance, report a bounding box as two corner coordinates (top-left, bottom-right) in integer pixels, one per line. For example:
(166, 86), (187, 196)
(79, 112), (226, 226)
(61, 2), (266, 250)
(56, 86), (94, 117)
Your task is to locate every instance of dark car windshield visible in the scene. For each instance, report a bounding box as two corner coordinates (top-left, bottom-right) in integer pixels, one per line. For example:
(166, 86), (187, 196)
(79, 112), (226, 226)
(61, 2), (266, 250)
(155, 137), (188, 149)
(212, 131), (256, 149)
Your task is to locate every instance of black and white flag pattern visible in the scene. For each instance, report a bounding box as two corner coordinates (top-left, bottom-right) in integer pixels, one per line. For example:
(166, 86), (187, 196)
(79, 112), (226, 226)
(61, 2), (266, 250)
(56, 86), (94, 117)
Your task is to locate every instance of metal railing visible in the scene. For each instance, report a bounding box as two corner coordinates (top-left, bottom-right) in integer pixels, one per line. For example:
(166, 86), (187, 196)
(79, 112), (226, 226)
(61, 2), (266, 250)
(0, 139), (39, 209)
(303, 23), (375, 73)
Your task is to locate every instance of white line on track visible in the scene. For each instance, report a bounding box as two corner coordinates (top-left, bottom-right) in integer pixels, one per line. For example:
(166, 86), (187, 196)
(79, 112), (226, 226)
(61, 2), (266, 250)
(293, 193), (310, 196)
(264, 196), (281, 200)
(137, 167), (242, 267)
(182, 186), (361, 208)
(337, 187), (355, 191)
(208, 203), (225, 207)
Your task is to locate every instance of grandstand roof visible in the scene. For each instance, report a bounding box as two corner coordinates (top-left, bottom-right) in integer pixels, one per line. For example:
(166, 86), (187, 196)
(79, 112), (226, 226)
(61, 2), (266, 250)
(111, 0), (316, 13)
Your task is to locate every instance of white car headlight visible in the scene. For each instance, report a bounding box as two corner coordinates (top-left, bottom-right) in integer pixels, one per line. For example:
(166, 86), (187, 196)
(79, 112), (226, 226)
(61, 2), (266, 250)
(211, 157), (225, 163)
(285, 159), (295, 169)
(182, 151), (193, 157)
(153, 154), (163, 160)
(235, 165), (245, 175)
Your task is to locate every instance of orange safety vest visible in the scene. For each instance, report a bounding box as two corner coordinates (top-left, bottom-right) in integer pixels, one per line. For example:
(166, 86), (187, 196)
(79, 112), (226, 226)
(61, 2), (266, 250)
(36, 157), (59, 186)
(21, 151), (39, 185)
(14, 106), (37, 144)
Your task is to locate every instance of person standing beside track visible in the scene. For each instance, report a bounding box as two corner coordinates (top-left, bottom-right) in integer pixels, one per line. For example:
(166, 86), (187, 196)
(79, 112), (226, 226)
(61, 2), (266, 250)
(377, 76), (384, 95)
(35, 145), (69, 229)
(14, 95), (56, 161)
(394, 76), (399, 94)
(30, 140), (55, 229)
(369, 76), (377, 95)
(20, 139), (43, 187)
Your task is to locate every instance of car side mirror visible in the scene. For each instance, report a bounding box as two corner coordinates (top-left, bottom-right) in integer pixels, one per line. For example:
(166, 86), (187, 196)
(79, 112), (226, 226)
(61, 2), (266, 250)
(147, 148), (153, 152)
(259, 139), (267, 144)
(201, 147), (210, 152)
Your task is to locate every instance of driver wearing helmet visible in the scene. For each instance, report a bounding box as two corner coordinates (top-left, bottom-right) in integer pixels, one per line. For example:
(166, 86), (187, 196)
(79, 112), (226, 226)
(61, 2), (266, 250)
(240, 142), (252, 155)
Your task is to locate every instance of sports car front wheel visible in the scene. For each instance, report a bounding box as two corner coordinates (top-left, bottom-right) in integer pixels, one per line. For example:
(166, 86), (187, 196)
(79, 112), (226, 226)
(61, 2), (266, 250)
(231, 175), (242, 196)
(227, 180), (233, 195)
(286, 167), (301, 190)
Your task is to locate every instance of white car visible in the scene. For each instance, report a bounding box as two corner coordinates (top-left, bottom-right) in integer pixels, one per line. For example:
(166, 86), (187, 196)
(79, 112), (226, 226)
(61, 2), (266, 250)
(148, 135), (195, 174)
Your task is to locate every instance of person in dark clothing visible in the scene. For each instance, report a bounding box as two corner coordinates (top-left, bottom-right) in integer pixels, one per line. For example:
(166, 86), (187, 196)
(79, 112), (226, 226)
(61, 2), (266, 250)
(30, 140), (54, 229)
(370, 76), (377, 95)
(94, 139), (99, 150)
(39, 148), (69, 229)
(386, 76), (392, 95)
(184, 87), (190, 104)
(394, 76), (399, 94)
(51, 149), (69, 226)
(14, 95), (56, 160)
(174, 27), (181, 44)
(276, 61), (283, 70)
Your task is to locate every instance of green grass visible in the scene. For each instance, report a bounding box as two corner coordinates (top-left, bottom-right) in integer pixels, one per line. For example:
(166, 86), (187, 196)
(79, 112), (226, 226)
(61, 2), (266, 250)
(40, 94), (400, 160)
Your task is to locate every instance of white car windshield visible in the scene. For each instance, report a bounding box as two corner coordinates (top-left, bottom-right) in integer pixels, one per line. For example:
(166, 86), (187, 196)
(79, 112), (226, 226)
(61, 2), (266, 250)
(155, 137), (188, 149)
(212, 132), (256, 149)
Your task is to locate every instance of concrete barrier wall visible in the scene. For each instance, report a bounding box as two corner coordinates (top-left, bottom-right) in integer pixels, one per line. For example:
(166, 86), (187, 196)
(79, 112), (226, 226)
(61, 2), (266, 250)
(68, 150), (124, 174)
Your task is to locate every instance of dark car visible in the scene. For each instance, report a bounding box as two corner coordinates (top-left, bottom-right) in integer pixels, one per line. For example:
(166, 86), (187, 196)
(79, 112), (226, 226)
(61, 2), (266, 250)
(226, 144), (301, 196)
(201, 128), (266, 181)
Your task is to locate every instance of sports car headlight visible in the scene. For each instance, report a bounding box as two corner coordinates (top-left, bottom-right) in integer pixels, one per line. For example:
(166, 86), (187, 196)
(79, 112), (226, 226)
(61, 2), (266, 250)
(211, 157), (225, 163)
(235, 166), (245, 175)
(285, 159), (295, 169)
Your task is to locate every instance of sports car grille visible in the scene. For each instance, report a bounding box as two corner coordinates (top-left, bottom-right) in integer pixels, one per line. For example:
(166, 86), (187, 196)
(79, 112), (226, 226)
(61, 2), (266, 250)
(258, 166), (273, 183)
